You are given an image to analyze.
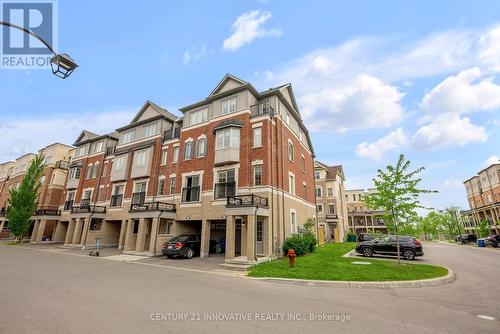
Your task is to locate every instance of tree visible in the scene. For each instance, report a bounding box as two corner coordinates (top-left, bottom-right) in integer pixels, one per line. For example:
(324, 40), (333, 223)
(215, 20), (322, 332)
(477, 220), (489, 238)
(6, 154), (46, 242)
(364, 154), (437, 264)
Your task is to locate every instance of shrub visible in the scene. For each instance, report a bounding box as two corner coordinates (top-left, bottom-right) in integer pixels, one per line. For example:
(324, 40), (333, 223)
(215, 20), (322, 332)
(346, 233), (356, 242)
(283, 233), (317, 256)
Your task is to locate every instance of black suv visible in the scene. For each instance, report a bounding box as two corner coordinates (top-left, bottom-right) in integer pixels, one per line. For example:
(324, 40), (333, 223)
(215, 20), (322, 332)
(355, 235), (424, 260)
(162, 234), (201, 259)
(455, 234), (478, 244)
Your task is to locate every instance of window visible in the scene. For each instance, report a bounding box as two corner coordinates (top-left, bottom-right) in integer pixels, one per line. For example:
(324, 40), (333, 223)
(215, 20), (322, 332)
(75, 146), (87, 158)
(169, 177), (176, 194)
(92, 163), (99, 178)
(112, 155), (127, 172)
(221, 96), (237, 115)
(182, 175), (200, 202)
(172, 146), (179, 163)
(189, 107), (208, 125)
(86, 164), (93, 179)
(291, 212), (297, 234)
(327, 188), (333, 197)
(44, 156), (52, 164)
(89, 219), (102, 231)
(134, 150), (147, 168)
(39, 175), (46, 185)
(253, 127), (262, 147)
(215, 128), (240, 149)
(184, 142), (193, 160)
(132, 182), (147, 204)
(301, 156), (305, 172)
(102, 161), (108, 176)
(123, 130), (135, 144)
(142, 123), (157, 137)
(288, 141), (294, 161)
(328, 204), (335, 214)
(317, 204), (323, 213)
(93, 141), (103, 153)
(215, 169), (235, 199)
(161, 149), (168, 165)
(315, 187), (322, 198)
(198, 138), (207, 157)
(157, 177), (165, 195)
(69, 167), (81, 180)
(111, 185), (124, 207)
(289, 174), (295, 195)
(353, 194), (356, 201)
(82, 190), (92, 206)
(133, 221), (139, 234)
(253, 165), (262, 186)
(303, 184), (307, 200)
(314, 171), (320, 179)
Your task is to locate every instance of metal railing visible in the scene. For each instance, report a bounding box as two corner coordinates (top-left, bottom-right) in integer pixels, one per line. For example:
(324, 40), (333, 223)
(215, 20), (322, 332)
(163, 127), (181, 141)
(250, 102), (274, 118)
(131, 192), (146, 205)
(226, 194), (269, 208)
(181, 186), (200, 202)
(326, 214), (338, 220)
(129, 201), (176, 213)
(71, 204), (106, 214)
(214, 181), (235, 200)
(110, 194), (123, 207)
(35, 209), (61, 216)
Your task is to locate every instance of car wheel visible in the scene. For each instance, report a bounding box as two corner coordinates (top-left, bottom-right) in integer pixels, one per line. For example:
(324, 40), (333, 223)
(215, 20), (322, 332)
(463, 239), (469, 245)
(185, 248), (194, 259)
(403, 249), (416, 260)
(362, 247), (373, 257)
(166, 255), (174, 259)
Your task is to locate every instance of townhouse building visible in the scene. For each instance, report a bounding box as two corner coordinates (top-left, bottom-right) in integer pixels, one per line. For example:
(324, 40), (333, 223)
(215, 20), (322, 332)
(53, 74), (316, 265)
(313, 161), (348, 242)
(461, 161), (500, 235)
(345, 188), (388, 235)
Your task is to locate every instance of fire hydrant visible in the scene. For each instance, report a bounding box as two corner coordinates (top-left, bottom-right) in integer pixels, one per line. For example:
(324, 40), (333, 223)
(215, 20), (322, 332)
(287, 249), (296, 268)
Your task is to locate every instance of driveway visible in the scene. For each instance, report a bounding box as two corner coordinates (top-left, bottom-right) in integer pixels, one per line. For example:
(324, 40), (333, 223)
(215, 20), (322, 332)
(0, 242), (498, 334)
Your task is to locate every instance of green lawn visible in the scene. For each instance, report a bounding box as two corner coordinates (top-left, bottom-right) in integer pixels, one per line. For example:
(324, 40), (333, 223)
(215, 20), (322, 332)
(248, 243), (448, 281)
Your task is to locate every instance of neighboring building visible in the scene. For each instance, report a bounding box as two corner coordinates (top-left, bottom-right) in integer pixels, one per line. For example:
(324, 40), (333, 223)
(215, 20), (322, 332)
(345, 188), (388, 235)
(313, 161), (348, 242)
(461, 161), (500, 235)
(50, 74), (316, 265)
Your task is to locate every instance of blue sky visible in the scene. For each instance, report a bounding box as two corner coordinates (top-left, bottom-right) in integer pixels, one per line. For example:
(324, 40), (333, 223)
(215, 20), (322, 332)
(1, 0), (499, 212)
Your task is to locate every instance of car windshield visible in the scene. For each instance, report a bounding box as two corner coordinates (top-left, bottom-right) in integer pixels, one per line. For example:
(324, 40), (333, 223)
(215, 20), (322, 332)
(169, 235), (193, 242)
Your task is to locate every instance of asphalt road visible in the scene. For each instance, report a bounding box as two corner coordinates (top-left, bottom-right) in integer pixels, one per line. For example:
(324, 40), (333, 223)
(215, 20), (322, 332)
(0, 242), (498, 334)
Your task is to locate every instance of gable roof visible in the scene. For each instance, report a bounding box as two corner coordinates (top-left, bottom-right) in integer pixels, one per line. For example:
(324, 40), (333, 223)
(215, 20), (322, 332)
(209, 74), (249, 97)
(315, 160), (345, 180)
(130, 100), (179, 124)
(74, 130), (99, 145)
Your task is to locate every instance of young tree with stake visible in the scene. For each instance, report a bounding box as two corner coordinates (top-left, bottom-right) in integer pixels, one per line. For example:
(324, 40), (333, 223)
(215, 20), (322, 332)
(364, 154), (437, 264)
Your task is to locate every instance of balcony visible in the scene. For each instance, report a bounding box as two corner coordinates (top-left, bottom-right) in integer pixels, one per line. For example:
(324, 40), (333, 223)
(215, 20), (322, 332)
(163, 127), (181, 141)
(129, 201), (176, 213)
(131, 192), (146, 205)
(226, 194), (269, 208)
(214, 181), (235, 200)
(250, 102), (274, 118)
(63, 200), (74, 211)
(110, 194), (123, 207)
(326, 214), (338, 220)
(55, 160), (70, 169)
(35, 209), (61, 216)
(70, 203), (106, 214)
(181, 186), (200, 203)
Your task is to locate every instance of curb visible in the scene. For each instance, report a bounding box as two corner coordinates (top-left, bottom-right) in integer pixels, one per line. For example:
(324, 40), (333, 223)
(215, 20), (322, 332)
(245, 267), (455, 289)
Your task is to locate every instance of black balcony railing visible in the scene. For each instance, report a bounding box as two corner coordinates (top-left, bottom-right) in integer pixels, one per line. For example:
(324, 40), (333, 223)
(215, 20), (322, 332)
(71, 204), (106, 214)
(129, 201), (176, 213)
(105, 146), (116, 156)
(35, 209), (61, 216)
(326, 214), (338, 220)
(163, 127), (181, 141)
(226, 194), (269, 208)
(55, 160), (70, 169)
(63, 200), (74, 211)
(131, 192), (146, 205)
(181, 186), (200, 203)
(110, 194), (123, 207)
(214, 181), (235, 200)
(250, 102), (274, 118)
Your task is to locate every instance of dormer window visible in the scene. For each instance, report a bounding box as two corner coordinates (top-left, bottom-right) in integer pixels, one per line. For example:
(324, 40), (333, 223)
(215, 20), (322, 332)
(123, 130), (135, 144)
(190, 107), (208, 126)
(93, 141), (103, 153)
(142, 123), (157, 137)
(221, 96), (237, 115)
(75, 146), (87, 158)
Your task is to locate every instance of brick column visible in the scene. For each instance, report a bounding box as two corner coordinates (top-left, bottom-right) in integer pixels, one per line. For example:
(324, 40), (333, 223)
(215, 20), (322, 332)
(80, 218), (90, 246)
(246, 214), (256, 261)
(65, 219), (76, 245)
(118, 219), (127, 250)
(31, 220), (40, 242)
(200, 219), (210, 258)
(135, 218), (146, 252)
(149, 217), (159, 255)
(72, 219), (83, 245)
(35, 219), (47, 242)
(225, 216), (235, 260)
(124, 220), (135, 251)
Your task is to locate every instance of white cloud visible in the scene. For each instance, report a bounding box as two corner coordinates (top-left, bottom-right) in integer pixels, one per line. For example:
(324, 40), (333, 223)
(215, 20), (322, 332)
(441, 178), (464, 190)
(182, 50), (191, 65)
(356, 128), (408, 161)
(429, 159), (456, 169)
(412, 114), (487, 150)
(484, 155), (499, 167)
(478, 26), (500, 72)
(223, 10), (282, 51)
(300, 74), (405, 132)
(183, 45), (214, 65)
(420, 67), (500, 114)
(0, 109), (137, 162)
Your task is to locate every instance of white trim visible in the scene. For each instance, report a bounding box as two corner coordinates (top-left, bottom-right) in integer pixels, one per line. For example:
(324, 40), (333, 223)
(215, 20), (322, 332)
(116, 134), (161, 150)
(184, 137), (194, 143)
(251, 160), (263, 166)
(251, 122), (263, 128)
(169, 173), (176, 178)
(197, 134), (207, 140)
(180, 109), (250, 132)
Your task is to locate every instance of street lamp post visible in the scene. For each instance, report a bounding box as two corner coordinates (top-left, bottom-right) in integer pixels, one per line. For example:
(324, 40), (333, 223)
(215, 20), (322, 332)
(0, 20), (78, 78)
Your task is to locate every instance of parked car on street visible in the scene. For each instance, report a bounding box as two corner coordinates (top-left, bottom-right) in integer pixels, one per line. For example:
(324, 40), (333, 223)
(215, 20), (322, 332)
(455, 234), (478, 244)
(485, 234), (500, 248)
(162, 234), (201, 259)
(355, 235), (424, 260)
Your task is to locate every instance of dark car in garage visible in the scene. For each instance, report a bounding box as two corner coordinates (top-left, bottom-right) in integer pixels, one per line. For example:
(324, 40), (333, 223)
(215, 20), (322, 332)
(162, 234), (201, 259)
(355, 235), (424, 260)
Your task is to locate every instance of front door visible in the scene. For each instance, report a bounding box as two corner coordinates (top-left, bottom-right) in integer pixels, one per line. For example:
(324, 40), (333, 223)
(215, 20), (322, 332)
(256, 219), (264, 256)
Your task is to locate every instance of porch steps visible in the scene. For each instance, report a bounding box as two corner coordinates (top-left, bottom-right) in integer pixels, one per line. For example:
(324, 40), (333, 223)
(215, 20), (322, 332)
(217, 262), (254, 271)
